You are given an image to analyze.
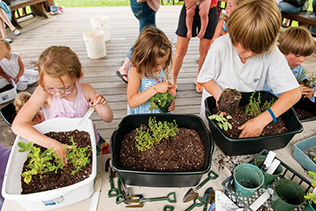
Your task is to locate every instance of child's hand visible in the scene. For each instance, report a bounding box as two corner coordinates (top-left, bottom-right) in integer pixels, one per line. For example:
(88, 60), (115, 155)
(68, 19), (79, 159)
(300, 84), (314, 99)
(13, 77), (19, 83)
(238, 118), (264, 138)
(89, 94), (107, 107)
(53, 142), (69, 165)
(154, 82), (174, 94)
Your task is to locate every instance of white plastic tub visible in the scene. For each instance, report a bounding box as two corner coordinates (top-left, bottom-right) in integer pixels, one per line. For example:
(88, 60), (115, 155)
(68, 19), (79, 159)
(0, 78), (17, 104)
(2, 118), (97, 210)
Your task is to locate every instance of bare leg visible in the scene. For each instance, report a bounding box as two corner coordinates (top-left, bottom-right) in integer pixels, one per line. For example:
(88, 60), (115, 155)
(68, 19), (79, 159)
(195, 38), (212, 92)
(118, 57), (131, 82)
(0, 9), (16, 32)
(197, 0), (211, 38)
(171, 36), (190, 88)
(186, 5), (197, 38)
(0, 18), (7, 39)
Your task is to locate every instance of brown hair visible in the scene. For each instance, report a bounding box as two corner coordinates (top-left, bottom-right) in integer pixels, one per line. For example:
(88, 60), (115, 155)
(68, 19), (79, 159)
(14, 91), (31, 113)
(131, 26), (172, 78)
(37, 46), (83, 87)
(227, 0), (281, 54)
(278, 26), (315, 56)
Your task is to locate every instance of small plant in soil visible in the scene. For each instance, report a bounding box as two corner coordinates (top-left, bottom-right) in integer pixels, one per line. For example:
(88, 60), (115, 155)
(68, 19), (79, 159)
(245, 91), (275, 118)
(305, 171), (316, 209)
(295, 69), (316, 88)
(18, 142), (62, 184)
(20, 130), (92, 194)
(120, 118), (205, 171)
(304, 148), (316, 165)
(149, 91), (174, 110)
(208, 112), (232, 131)
(135, 117), (179, 151)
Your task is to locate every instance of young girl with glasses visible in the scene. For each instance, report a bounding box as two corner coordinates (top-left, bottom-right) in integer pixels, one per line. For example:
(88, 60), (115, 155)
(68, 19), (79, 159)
(127, 26), (175, 114)
(12, 46), (113, 160)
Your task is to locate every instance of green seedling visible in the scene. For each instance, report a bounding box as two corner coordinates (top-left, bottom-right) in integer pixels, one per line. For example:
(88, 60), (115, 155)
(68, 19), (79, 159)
(304, 171), (316, 204)
(208, 112), (232, 131)
(245, 91), (275, 118)
(149, 92), (175, 110)
(135, 117), (179, 151)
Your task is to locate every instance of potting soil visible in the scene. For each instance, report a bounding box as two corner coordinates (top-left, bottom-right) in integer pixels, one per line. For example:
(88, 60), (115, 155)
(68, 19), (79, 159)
(120, 126), (205, 171)
(21, 130), (92, 194)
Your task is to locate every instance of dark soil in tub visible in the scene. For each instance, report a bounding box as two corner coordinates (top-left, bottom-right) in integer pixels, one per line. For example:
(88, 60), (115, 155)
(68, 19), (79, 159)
(0, 84), (13, 92)
(211, 106), (288, 138)
(294, 108), (315, 120)
(21, 130), (92, 194)
(120, 126), (205, 171)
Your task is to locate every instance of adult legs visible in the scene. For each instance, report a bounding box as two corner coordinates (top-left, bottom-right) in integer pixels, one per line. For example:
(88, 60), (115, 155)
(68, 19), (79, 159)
(171, 36), (190, 88)
(117, 0), (156, 83)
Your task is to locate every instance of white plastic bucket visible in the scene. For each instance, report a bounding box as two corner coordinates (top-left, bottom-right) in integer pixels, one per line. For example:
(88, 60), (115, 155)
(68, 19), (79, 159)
(83, 30), (106, 59)
(90, 16), (110, 42)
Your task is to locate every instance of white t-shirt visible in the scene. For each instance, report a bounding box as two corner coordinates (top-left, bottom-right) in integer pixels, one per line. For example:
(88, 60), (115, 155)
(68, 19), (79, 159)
(197, 34), (299, 123)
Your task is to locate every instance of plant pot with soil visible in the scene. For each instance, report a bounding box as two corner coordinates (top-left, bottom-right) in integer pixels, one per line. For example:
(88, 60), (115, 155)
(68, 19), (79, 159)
(2, 118), (97, 210)
(149, 91), (174, 113)
(205, 90), (303, 156)
(110, 114), (213, 187)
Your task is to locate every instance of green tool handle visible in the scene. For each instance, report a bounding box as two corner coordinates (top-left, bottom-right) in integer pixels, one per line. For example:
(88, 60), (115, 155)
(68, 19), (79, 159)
(203, 196), (210, 211)
(148, 192), (177, 203)
(185, 196), (205, 211)
(108, 174), (118, 198)
(116, 179), (126, 204)
(196, 170), (219, 190)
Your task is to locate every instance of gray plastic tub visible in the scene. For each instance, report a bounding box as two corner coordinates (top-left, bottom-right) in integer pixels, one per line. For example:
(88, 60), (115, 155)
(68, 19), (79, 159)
(293, 135), (316, 172)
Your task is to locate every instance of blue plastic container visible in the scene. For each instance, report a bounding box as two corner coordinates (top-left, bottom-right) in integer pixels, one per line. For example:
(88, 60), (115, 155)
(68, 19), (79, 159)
(293, 135), (316, 172)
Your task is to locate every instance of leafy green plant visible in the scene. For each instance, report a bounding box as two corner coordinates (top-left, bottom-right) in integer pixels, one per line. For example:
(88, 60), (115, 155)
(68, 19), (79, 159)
(18, 142), (62, 184)
(295, 69), (316, 88)
(66, 137), (92, 175)
(245, 91), (276, 117)
(18, 136), (92, 183)
(208, 112), (232, 131)
(135, 117), (179, 151)
(304, 171), (316, 204)
(149, 92), (175, 110)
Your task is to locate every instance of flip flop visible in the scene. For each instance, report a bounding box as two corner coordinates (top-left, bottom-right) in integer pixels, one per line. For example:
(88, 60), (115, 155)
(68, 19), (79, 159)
(116, 70), (128, 83)
(194, 81), (203, 93)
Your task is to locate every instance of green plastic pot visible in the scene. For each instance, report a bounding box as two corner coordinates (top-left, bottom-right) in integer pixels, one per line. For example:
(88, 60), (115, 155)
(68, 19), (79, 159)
(233, 163), (264, 198)
(254, 155), (283, 189)
(306, 200), (316, 211)
(271, 179), (305, 211)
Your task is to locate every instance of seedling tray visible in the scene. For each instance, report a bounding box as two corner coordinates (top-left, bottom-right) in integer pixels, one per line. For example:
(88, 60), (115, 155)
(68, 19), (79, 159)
(221, 149), (313, 211)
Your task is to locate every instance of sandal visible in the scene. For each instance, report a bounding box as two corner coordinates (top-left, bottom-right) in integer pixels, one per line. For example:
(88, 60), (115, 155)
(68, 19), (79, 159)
(12, 29), (21, 36)
(194, 81), (203, 93)
(116, 70), (128, 83)
(5, 37), (12, 43)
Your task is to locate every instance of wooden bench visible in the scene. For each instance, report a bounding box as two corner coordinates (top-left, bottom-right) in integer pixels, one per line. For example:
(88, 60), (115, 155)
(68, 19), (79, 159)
(282, 11), (316, 28)
(10, 0), (48, 29)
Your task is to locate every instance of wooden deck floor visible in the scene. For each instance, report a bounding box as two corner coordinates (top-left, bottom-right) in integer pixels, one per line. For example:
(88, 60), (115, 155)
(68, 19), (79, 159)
(1, 6), (316, 147)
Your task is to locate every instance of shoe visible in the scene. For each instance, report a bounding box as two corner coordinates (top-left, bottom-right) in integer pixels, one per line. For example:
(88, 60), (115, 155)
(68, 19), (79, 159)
(12, 29), (21, 36)
(194, 81), (203, 93)
(116, 70), (128, 83)
(5, 37), (12, 43)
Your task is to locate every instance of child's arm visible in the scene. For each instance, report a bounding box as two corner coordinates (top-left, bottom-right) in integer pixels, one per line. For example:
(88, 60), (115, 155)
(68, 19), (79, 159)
(127, 66), (174, 109)
(0, 66), (12, 83)
(211, 19), (224, 43)
(202, 79), (224, 101)
(11, 86), (68, 160)
(13, 56), (25, 83)
(81, 83), (113, 123)
(238, 87), (301, 138)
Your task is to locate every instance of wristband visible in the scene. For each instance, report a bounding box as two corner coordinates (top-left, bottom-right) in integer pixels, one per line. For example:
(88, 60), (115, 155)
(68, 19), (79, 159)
(267, 108), (277, 123)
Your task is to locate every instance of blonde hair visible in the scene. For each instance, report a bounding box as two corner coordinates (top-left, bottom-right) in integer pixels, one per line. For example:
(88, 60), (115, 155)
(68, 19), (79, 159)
(0, 38), (11, 50)
(227, 0), (281, 54)
(131, 26), (172, 78)
(14, 91), (31, 113)
(37, 46), (83, 88)
(278, 26), (315, 56)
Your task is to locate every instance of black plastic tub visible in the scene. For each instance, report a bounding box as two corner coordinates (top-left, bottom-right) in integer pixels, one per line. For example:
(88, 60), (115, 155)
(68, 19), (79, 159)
(205, 91), (303, 156)
(0, 102), (16, 126)
(293, 97), (316, 122)
(110, 114), (213, 187)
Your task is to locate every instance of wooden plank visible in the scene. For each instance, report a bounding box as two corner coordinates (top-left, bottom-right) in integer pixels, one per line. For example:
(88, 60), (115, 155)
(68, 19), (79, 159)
(282, 11), (316, 27)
